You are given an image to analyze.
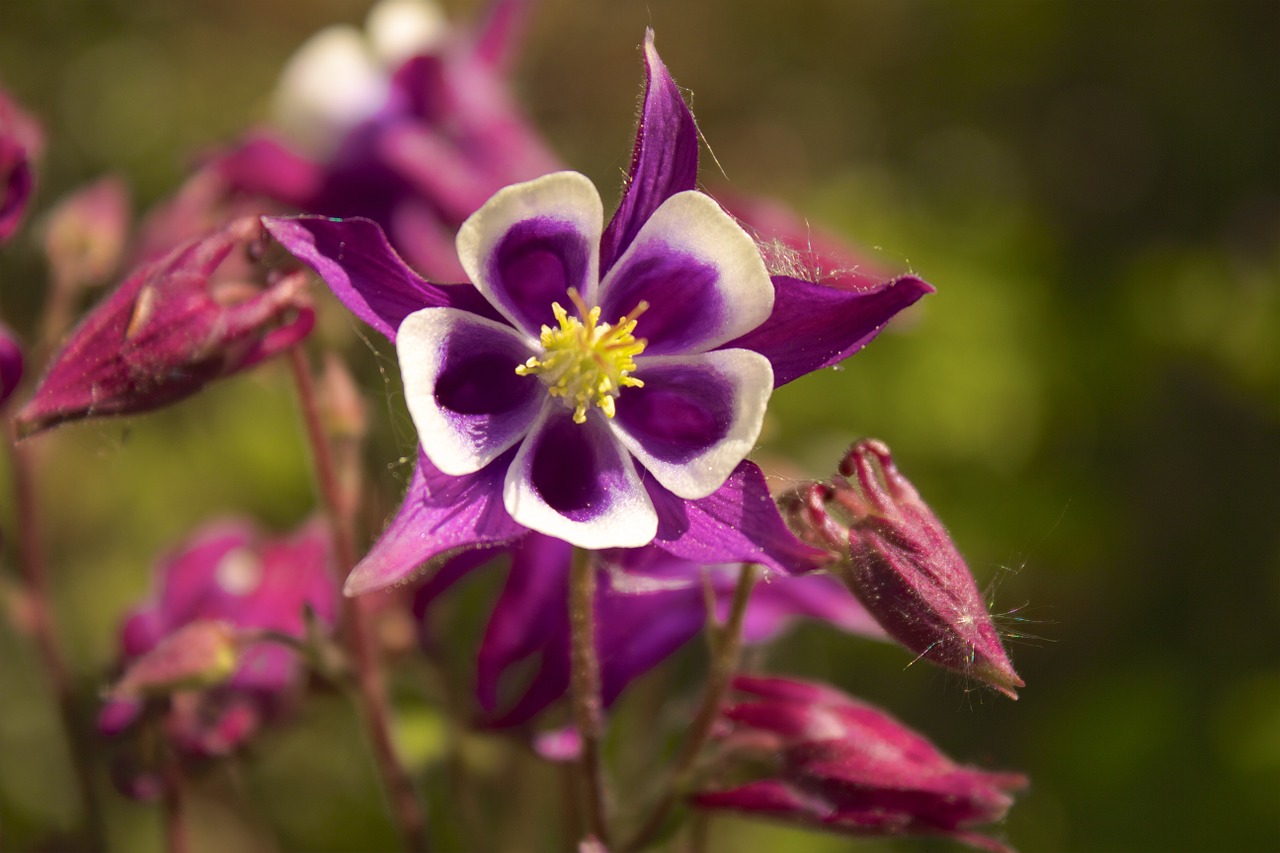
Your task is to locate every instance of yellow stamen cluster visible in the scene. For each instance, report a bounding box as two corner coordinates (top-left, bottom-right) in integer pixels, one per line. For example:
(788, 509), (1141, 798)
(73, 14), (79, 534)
(516, 289), (648, 424)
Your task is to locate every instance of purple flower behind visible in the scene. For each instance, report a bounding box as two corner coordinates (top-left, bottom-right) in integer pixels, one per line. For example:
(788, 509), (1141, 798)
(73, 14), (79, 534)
(99, 517), (340, 760)
(0, 83), (42, 245)
(15, 217), (314, 437)
(267, 29), (932, 595)
(216, 0), (556, 280)
(693, 675), (1026, 853)
(783, 439), (1024, 698)
(414, 534), (885, 733)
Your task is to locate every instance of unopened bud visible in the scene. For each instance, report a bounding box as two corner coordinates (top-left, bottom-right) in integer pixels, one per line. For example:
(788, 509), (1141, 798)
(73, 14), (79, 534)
(42, 175), (130, 289)
(787, 440), (1023, 699)
(109, 619), (241, 699)
(15, 217), (314, 437)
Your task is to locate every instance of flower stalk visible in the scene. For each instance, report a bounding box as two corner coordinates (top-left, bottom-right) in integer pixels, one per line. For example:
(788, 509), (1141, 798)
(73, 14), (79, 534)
(568, 546), (610, 846)
(623, 563), (758, 852)
(286, 345), (429, 853)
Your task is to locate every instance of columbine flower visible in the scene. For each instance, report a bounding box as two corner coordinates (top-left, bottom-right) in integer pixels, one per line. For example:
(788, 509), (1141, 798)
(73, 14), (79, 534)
(217, 0), (556, 280)
(99, 518), (339, 761)
(268, 30), (932, 594)
(15, 217), (313, 437)
(783, 439), (1024, 698)
(414, 534), (886, 730)
(0, 83), (42, 245)
(693, 675), (1026, 853)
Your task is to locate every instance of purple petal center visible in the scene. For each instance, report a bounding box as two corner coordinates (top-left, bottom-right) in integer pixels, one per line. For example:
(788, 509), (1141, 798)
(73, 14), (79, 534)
(489, 217), (592, 333)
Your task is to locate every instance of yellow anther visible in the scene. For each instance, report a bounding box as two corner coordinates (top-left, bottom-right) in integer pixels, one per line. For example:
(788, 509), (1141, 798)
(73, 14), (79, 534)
(515, 289), (648, 423)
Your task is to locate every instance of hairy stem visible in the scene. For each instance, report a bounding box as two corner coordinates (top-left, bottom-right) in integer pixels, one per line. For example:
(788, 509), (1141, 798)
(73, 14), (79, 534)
(568, 546), (610, 846)
(622, 563), (758, 852)
(287, 347), (428, 853)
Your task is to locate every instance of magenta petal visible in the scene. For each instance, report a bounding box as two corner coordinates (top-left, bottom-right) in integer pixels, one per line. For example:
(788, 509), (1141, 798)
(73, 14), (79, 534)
(599, 30), (699, 274)
(0, 321), (23, 407)
(476, 533), (572, 714)
(649, 460), (828, 575)
(728, 274), (934, 387)
(471, 0), (532, 71)
(263, 215), (500, 342)
(214, 133), (326, 211)
(725, 573), (886, 645)
(343, 447), (525, 596)
(597, 582), (705, 706)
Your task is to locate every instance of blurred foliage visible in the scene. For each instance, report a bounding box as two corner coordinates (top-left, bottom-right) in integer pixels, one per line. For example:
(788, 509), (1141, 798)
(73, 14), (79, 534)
(2, 0), (1279, 851)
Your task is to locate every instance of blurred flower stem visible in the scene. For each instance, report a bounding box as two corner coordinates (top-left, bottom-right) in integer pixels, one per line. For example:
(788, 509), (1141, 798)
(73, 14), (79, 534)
(569, 546), (610, 846)
(161, 744), (190, 853)
(623, 563), (758, 852)
(6, 347), (107, 850)
(286, 344), (429, 853)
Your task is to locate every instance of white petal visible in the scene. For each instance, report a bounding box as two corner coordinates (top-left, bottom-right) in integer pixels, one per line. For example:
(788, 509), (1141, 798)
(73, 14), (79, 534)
(504, 407), (658, 549)
(273, 25), (387, 155)
(456, 171), (604, 338)
(397, 307), (541, 476)
(611, 349), (773, 500)
(367, 0), (449, 67)
(598, 191), (774, 355)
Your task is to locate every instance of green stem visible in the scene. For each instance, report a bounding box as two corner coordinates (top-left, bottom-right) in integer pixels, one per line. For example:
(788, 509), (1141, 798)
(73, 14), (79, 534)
(568, 546), (610, 846)
(287, 346), (429, 853)
(622, 564), (758, 852)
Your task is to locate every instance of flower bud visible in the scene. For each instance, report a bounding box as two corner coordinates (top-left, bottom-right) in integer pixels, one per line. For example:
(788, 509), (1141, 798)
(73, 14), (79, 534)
(694, 675), (1026, 852)
(785, 439), (1023, 699)
(108, 619), (241, 699)
(15, 217), (314, 437)
(41, 175), (130, 289)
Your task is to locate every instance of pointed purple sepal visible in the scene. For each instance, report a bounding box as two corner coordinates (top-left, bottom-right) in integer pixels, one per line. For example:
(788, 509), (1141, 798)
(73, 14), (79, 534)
(599, 30), (699, 274)
(649, 460), (830, 575)
(263, 215), (500, 342)
(343, 447), (525, 596)
(728, 273), (934, 388)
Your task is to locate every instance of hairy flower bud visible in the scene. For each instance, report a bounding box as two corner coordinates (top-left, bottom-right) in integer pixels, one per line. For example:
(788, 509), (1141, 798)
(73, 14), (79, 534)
(15, 217), (314, 437)
(784, 439), (1023, 698)
(694, 675), (1026, 853)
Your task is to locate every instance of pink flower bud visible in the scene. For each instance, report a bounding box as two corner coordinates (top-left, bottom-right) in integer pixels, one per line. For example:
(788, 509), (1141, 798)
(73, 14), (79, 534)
(694, 675), (1026, 853)
(15, 217), (314, 437)
(785, 440), (1023, 699)
(108, 619), (241, 699)
(41, 175), (131, 289)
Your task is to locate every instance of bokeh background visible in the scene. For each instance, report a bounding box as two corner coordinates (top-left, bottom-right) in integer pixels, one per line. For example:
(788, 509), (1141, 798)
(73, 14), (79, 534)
(2, 0), (1278, 851)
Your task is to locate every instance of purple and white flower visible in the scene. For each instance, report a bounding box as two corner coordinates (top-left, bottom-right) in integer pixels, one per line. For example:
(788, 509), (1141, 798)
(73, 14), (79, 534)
(267, 30), (933, 594)
(394, 167), (776, 549)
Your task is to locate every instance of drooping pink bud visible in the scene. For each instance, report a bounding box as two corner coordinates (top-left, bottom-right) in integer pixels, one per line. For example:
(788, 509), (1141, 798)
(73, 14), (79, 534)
(0, 84), (42, 245)
(15, 217), (314, 437)
(0, 320), (22, 408)
(108, 619), (242, 699)
(783, 440), (1023, 699)
(41, 175), (131, 289)
(693, 675), (1026, 853)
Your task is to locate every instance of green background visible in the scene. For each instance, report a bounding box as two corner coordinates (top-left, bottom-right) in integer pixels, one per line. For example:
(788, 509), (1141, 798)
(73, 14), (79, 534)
(2, 0), (1278, 850)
